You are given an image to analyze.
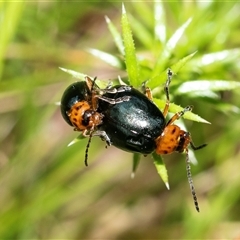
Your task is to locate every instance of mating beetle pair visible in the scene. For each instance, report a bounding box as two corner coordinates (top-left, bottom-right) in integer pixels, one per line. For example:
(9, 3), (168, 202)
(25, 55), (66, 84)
(60, 69), (206, 212)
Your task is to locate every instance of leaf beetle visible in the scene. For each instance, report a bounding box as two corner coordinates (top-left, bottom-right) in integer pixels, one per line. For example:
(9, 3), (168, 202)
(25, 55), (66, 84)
(60, 69), (207, 212)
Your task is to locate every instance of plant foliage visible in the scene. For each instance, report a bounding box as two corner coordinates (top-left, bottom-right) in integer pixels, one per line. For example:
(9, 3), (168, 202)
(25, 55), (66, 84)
(0, 2), (240, 239)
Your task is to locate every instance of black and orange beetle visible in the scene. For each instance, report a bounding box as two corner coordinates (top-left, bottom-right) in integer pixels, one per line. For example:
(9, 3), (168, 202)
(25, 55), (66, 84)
(61, 69), (207, 211)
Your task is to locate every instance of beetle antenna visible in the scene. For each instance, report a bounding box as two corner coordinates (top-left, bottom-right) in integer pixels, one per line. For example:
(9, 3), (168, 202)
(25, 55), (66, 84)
(84, 131), (93, 167)
(190, 141), (207, 150)
(185, 149), (200, 212)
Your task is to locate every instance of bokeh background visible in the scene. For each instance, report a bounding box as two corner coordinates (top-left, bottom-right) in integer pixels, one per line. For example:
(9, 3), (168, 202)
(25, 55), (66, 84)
(1, 1), (240, 239)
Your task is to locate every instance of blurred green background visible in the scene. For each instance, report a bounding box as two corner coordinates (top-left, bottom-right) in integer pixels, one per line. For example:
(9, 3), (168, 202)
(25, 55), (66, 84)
(1, 1), (240, 239)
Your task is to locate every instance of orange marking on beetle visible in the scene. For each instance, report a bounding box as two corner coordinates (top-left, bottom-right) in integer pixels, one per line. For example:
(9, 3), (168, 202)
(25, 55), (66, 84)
(155, 125), (181, 154)
(68, 101), (91, 131)
(68, 100), (103, 132)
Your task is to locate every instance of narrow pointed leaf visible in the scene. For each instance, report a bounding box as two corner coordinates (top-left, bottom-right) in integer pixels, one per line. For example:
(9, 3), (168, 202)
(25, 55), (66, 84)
(166, 18), (192, 53)
(121, 4), (139, 86)
(176, 80), (240, 94)
(128, 14), (153, 49)
(170, 51), (197, 74)
(59, 67), (85, 80)
(87, 48), (123, 69)
(59, 68), (107, 88)
(152, 18), (192, 76)
(148, 69), (168, 89)
(68, 134), (85, 147)
(131, 153), (141, 179)
(152, 152), (169, 190)
(191, 49), (240, 67)
(153, 98), (210, 124)
(154, 0), (166, 44)
(148, 52), (196, 89)
(105, 16), (125, 56)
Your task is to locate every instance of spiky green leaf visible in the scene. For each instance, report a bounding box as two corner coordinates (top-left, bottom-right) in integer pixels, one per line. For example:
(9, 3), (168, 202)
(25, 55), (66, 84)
(105, 15), (125, 56)
(121, 4), (139, 86)
(131, 153), (141, 179)
(152, 152), (169, 190)
(87, 48), (123, 68)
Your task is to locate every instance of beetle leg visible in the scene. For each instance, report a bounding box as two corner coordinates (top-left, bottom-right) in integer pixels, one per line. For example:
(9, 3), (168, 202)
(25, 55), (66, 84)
(95, 95), (131, 104)
(141, 81), (153, 101)
(92, 130), (112, 146)
(116, 85), (132, 92)
(190, 141), (207, 150)
(82, 129), (90, 137)
(83, 129), (112, 166)
(101, 85), (132, 94)
(82, 129), (111, 146)
(166, 105), (193, 126)
(163, 69), (173, 117)
(105, 81), (113, 89)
